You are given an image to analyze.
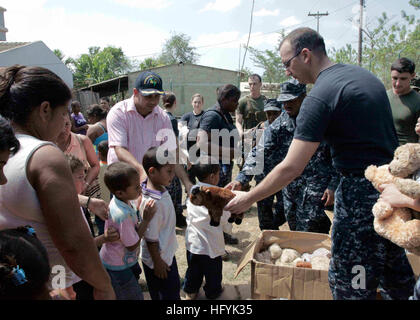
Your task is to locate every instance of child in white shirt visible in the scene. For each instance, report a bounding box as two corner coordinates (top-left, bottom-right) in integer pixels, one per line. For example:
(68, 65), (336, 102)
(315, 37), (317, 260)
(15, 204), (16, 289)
(139, 146), (180, 300)
(183, 157), (231, 299)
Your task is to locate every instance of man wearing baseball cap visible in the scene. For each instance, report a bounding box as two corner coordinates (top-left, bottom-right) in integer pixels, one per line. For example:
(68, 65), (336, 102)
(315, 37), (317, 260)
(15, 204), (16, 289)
(228, 79), (339, 235)
(228, 99), (285, 231)
(107, 70), (192, 197)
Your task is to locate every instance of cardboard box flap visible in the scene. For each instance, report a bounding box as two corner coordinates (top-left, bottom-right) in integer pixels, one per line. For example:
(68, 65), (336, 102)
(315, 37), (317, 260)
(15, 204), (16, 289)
(234, 233), (263, 279)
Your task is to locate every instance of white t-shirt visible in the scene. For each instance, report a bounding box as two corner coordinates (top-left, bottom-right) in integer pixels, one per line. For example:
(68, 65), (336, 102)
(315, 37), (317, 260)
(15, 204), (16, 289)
(140, 189), (178, 269)
(0, 134), (76, 289)
(185, 182), (232, 259)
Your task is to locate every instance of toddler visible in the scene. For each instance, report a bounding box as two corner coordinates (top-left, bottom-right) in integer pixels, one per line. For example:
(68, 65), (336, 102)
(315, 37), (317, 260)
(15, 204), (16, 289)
(183, 157), (230, 299)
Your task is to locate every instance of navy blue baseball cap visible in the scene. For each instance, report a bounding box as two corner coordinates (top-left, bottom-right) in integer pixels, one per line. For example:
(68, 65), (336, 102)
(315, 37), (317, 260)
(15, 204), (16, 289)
(264, 99), (282, 112)
(277, 78), (306, 102)
(134, 71), (164, 96)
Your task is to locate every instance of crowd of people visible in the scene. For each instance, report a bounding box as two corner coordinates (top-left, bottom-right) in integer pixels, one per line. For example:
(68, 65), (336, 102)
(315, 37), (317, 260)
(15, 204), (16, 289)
(0, 27), (419, 301)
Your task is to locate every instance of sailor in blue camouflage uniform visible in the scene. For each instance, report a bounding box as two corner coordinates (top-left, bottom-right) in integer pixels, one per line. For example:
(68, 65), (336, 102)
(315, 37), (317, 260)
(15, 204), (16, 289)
(225, 28), (416, 300)
(233, 80), (338, 233)
(232, 99), (286, 230)
(275, 80), (339, 234)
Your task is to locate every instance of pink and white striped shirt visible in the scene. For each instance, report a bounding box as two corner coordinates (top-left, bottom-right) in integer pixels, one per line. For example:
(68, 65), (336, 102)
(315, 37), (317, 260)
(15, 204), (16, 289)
(107, 96), (177, 165)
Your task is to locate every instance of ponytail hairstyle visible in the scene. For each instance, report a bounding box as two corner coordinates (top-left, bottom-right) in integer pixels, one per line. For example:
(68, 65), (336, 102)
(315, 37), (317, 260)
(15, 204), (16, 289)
(162, 91), (176, 110)
(0, 226), (51, 300)
(0, 116), (19, 155)
(0, 65), (72, 125)
(86, 104), (107, 120)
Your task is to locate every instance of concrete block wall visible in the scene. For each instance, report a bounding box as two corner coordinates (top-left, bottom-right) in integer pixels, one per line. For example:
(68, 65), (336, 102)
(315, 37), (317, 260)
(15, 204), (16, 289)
(128, 64), (241, 117)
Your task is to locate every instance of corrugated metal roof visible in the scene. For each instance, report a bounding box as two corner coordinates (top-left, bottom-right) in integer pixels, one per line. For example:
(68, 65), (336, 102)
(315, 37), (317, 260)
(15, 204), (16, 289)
(0, 42), (31, 53)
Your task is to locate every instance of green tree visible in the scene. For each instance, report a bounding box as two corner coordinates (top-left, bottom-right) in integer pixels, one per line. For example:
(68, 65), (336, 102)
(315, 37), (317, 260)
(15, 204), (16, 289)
(70, 46), (133, 88)
(248, 31), (288, 85)
(330, 1), (419, 89)
(53, 49), (73, 67)
(139, 57), (163, 70)
(329, 44), (358, 65)
(159, 32), (199, 65)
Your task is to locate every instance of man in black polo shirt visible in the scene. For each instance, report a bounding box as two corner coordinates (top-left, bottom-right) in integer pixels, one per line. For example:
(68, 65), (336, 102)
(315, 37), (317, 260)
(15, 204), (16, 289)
(225, 28), (416, 300)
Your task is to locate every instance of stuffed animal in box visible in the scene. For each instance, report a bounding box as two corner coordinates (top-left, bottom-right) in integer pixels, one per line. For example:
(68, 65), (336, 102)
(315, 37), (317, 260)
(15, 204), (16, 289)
(189, 185), (244, 227)
(364, 143), (420, 254)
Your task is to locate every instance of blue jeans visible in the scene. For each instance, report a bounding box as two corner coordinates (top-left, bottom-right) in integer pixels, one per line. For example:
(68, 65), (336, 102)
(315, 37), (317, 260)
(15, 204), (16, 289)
(106, 262), (144, 300)
(142, 257), (180, 300)
(183, 251), (223, 299)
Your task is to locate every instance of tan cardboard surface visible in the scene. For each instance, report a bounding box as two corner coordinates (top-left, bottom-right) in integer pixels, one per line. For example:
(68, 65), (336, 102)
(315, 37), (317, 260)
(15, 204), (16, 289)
(236, 230), (332, 300)
(407, 252), (420, 277)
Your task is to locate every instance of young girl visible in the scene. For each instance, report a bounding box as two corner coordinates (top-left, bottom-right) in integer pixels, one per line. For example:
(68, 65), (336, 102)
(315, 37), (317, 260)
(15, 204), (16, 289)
(162, 92), (186, 228)
(0, 226), (51, 300)
(56, 154), (120, 300)
(70, 100), (88, 135)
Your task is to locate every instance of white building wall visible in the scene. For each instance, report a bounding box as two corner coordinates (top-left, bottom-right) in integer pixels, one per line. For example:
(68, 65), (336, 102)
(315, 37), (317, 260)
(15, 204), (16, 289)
(0, 41), (73, 88)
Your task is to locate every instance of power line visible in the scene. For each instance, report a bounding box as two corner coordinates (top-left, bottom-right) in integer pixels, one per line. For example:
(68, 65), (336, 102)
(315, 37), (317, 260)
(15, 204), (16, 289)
(240, 0), (255, 72)
(126, 0), (359, 60)
(308, 11), (329, 33)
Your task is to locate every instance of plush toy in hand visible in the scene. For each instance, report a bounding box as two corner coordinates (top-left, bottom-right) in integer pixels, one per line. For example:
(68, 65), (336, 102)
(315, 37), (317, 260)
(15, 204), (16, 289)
(365, 143), (420, 255)
(189, 185), (244, 226)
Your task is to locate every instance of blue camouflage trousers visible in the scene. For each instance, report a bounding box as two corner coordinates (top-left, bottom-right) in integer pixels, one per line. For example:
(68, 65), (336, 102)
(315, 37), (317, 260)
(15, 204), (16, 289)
(217, 162), (233, 188)
(282, 180), (332, 234)
(328, 175), (416, 300)
(256, 187), (286, 230)
(167, 176), (183, 216)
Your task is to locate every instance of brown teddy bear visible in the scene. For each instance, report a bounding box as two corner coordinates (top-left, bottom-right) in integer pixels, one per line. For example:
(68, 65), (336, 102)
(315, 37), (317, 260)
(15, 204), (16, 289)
(365, 143), (420, 255)
(189, 185), (244, 227)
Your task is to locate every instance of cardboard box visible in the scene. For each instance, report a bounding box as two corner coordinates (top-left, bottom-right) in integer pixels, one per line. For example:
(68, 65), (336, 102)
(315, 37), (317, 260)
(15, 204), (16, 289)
(407, 252), (420, 279)
(235, 230), (332, 300)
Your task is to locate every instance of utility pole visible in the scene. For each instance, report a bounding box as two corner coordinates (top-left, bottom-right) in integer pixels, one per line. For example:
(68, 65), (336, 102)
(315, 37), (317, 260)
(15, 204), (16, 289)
(308, 11), (329, 33)
(358, 0), (365, 66)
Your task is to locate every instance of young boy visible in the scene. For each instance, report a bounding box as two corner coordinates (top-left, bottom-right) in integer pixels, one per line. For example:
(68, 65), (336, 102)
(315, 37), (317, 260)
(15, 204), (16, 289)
(139, 146), (180, 300)
(182, 157), (230, 300)
(100, 161), (157, 300)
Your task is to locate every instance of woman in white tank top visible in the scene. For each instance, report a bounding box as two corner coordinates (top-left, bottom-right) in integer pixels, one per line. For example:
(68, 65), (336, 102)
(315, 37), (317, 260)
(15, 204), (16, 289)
(0, 66), (115, 300)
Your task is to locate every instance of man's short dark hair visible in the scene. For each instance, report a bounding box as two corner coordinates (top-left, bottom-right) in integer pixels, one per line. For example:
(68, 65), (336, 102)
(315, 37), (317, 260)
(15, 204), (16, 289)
(217, 84), (241, 104)
(192, 157), (220, 182)
(391, 57), (415, 74)
(280, 27), (327, 56)
(104, 162), (138, 194)
(249, 74), (262, 83)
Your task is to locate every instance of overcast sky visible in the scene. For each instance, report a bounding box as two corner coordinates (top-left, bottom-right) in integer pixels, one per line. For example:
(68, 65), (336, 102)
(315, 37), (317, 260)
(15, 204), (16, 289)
(1, 0), (417, 74)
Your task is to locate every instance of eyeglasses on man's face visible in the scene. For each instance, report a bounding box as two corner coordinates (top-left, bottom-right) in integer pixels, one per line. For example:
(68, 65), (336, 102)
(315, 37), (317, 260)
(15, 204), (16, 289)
(283, 48), (303, 69)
